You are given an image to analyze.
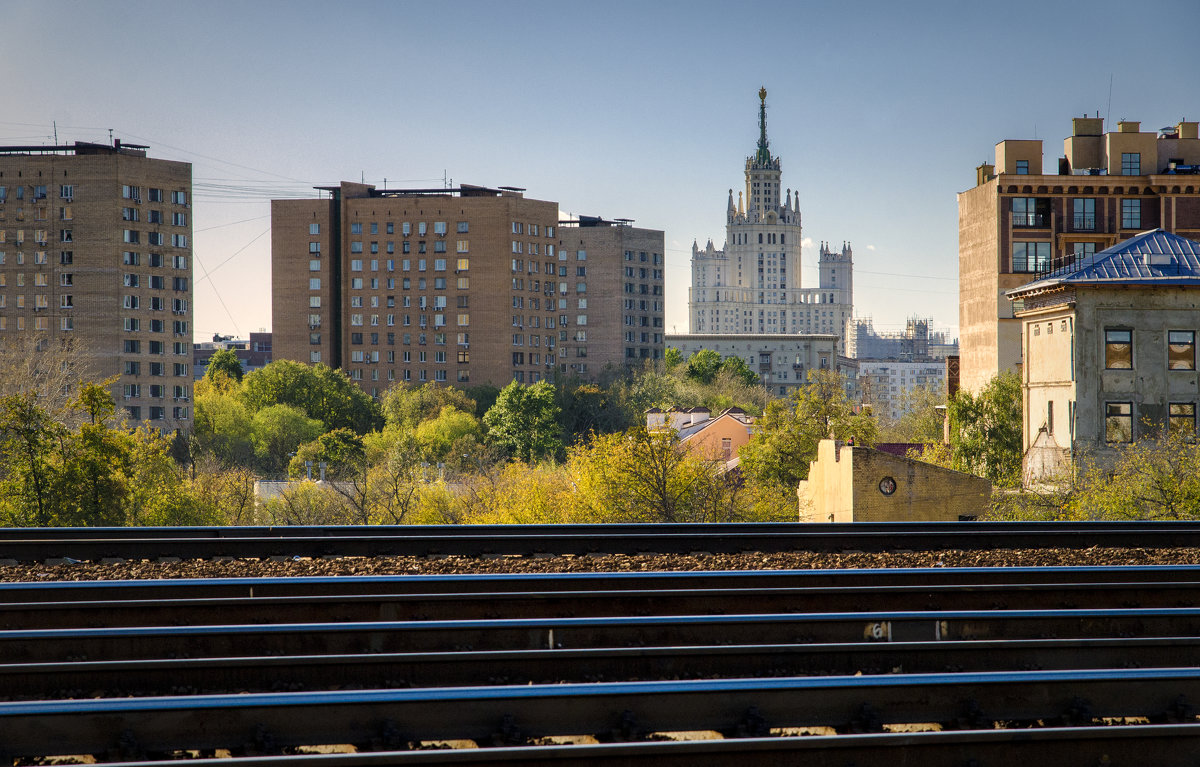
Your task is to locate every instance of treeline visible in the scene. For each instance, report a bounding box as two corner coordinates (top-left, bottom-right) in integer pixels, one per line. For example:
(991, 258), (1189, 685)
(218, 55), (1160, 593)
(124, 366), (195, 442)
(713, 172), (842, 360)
(3, 346), (861, 527)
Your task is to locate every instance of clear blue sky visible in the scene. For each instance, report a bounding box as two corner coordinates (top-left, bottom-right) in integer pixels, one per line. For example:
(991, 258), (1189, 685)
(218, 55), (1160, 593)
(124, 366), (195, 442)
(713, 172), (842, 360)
(3, 0), (1197, 343)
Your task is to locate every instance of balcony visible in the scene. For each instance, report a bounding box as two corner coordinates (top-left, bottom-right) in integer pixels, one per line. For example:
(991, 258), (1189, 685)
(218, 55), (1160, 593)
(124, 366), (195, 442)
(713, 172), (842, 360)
(1012, 213), (1048, 228)
(1072, 214), (1096, 231)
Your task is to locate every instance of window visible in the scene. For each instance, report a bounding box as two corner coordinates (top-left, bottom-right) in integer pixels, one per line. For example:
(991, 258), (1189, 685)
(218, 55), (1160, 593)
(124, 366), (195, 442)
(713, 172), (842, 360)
(171, 191), (187, 205)
(172, 212), (187, 227)
(1011, 197), (1044, 227)
(172, 255), (187, 269)
(1011, 241), (1050, 273)
(147, 232), (163, 246)
(1121, 153), (1141, 176)
(309, 223), (320, 235)
(1015, 160), (1029, 175)
(1105, 329), (1133, 369)
(434, 222), (447, 235)
(171, 234), (187, 248)
(1121, 199), (1141, 229)
(309, 277), (321, 290)
(1072, 242), (1096, 260)
(1169, 331), (1196, 370)
(309, 259), (321, 272)
(1072, 198), (1096, 230)
(1170, 403), (1197, 436)
(1105, 402), (1133, 443)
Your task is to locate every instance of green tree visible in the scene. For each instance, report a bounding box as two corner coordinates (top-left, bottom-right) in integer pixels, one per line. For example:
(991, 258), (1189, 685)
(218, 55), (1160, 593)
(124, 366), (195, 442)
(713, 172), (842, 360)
(205, 348), (244, 383)
(483, 380), (563, 462)
(719, 356), (760, 387)
(414, 406), (484, 463)
(739, 369), (877, 495)
(289, 427), (367, 480)
(0, 392), (65, 526)
(249, 404), (325, 476)
(241, 361), (382, 434)
(381, 382), (476, 430)
(663, 347), (683, 370)
(685, 349), (723, 385)
(947, 372), (1022, 486)
(192, 377), (256, 467)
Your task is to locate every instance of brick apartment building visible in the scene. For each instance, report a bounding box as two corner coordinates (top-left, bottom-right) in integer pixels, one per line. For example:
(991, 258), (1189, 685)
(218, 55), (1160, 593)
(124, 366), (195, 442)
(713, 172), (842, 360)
(557, 215), (664, 376)
(958, 116), (1200, 392)
(273, 183), (661, 392)
(0, 140), (194, 427)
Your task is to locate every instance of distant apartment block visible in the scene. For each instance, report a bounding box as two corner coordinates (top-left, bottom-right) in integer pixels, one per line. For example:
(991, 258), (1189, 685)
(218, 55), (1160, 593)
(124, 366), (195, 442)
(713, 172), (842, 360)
(272, 183), (657, 392)
(856, 359), (946, 422)
(0, 140), (194, 427)
(194, 331), (272, 380)
(958, 116), (1200, 393)
(558, 216), (664, 375)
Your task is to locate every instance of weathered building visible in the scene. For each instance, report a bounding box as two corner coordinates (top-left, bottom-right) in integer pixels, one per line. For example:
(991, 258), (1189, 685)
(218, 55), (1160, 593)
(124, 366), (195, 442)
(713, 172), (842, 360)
(798, 439), (990, 522)
(1007, 229), (1200, 484)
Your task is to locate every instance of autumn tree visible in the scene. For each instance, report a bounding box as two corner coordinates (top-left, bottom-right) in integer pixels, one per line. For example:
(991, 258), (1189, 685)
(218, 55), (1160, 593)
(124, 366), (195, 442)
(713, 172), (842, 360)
(739, 369), (877, 498)
(569, 427), (743, 523)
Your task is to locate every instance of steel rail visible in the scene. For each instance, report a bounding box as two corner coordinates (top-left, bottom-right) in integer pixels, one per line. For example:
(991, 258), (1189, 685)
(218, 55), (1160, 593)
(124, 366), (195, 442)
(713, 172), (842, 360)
(7, 521), (1200, 560)
(7, 580), (1200, 630)
(87, 725), (1200, 767)
(5, 607), (1200, 662)
(10, 565), (1200, 603)
(4, 669), (1200, 758)
(5, 637), (1200, 700)
(4, 520), (1195, 540)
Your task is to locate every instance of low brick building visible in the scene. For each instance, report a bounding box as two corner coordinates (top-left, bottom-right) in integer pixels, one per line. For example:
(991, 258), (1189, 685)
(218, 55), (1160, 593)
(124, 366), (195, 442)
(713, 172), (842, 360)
(797, 439), (990, 522)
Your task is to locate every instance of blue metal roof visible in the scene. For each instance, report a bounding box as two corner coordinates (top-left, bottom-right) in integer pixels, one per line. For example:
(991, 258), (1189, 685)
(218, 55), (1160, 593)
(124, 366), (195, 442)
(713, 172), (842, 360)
(1008, 229), (1200, 296)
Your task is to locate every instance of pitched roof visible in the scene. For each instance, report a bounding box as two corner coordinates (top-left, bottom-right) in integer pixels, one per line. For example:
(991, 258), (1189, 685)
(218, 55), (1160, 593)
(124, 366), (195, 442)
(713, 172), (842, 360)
(1008, 229), (1200, 298)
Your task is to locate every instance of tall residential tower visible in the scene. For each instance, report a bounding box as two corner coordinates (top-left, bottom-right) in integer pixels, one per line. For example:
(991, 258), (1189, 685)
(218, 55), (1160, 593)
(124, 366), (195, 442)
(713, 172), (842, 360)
(0, 141), (194, 428)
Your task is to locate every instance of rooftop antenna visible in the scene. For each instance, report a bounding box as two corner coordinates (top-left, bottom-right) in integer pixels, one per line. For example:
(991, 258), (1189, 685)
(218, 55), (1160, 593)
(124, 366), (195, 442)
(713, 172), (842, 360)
(53, 121), (57, 144)
(108, 128), (113, 146)
(443, 169), (448, 189)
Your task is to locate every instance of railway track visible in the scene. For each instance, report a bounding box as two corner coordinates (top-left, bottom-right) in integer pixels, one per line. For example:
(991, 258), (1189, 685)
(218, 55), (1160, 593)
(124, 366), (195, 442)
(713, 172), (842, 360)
(7, 520), (1200, 561)
(6, 530), (1200, 763)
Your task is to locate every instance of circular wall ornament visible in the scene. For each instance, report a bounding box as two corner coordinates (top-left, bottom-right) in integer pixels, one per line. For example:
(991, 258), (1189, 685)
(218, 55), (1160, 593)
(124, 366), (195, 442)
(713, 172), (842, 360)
(878, 476), (897, 496)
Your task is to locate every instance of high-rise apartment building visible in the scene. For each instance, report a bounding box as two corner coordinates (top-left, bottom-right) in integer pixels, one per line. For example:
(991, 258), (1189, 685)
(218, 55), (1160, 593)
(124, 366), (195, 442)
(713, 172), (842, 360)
(557, 216), (664, 375)
(689, 89), (854, 352)
(958, 117), (1200, 393)
(275, 182), (620, 391)
(0, 141), (194, 427)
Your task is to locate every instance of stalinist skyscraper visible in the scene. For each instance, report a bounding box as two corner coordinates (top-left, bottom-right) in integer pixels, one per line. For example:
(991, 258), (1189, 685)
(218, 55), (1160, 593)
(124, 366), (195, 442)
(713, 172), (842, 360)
(689, 88), (853, 352)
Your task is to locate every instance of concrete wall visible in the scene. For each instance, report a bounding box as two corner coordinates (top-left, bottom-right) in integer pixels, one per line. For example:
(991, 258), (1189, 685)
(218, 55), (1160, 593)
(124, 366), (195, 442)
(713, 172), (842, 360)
(798, 439), (990, 522)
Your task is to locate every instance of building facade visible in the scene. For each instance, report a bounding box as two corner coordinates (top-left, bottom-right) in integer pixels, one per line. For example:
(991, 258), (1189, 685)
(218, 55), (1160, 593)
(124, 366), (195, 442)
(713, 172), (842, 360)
(557, 216), (664, 376)
(689, 89), (854, 352)
(0, 140), (194, 428)
(958, 116), (1200, 393)
(666, 333), (839, 396)
(1008, 230), (1200, 484)
(273, 184), (657, 391)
